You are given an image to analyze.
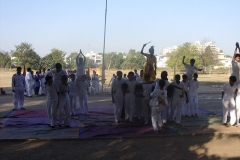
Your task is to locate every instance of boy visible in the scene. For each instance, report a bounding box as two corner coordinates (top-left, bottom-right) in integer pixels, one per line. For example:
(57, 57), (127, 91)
(25, 68), (33, 97)
(124, 72), (138, 122)
(150, 79), (168, 132)
(47, 63), (67, 85)
(12, 67), (26, 110)
(76, 49), (86, 80)
(222, 76), (237, 126)
(77, 75), (89, 115)
(111, 71), (125, 124)
(182, 56), (203, 80)
(68, 74), (77, 116)
(181, 74), (190, 117)
(189, 73), (199, 117)
(40, 68), (47, 95)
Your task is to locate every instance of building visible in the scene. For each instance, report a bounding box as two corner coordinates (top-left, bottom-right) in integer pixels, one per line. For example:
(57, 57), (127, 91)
(85, 51), (102, 65)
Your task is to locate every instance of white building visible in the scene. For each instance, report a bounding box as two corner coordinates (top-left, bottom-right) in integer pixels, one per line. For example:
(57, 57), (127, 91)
(85, 51), (102, 65)
(162, 46), (178, 55)
(156, 55), (169, 68)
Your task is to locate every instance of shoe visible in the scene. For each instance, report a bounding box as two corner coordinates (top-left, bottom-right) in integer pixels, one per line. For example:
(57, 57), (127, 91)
(222, 123), (228, 126)
(20, 107), (26, 110)
(12, 108), (17, 111)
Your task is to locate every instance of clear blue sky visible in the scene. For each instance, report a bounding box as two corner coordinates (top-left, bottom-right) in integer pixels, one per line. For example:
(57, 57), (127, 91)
(0, 0), (239, 57)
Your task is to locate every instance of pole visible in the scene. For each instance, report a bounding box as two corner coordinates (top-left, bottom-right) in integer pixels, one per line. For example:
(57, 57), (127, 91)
(101, 0), (107, 93)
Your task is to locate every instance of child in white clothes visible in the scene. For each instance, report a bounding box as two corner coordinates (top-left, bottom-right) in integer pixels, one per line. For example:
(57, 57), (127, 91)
(150, 79), (168, 132)
(77, 75), (89, 115)
(58, 75), (71, 127)
(76, 49), (86, 80)
(182, 56), (203, 80)
(68, 74), (77, 116)
(222, 76), (237, 126)
(45, 76), (59, 128)
(181, 74), (190, 117)
(189, 73), (199, 117)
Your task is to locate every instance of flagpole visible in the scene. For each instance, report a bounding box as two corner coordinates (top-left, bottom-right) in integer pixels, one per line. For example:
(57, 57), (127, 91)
(101, 0), (107, 93)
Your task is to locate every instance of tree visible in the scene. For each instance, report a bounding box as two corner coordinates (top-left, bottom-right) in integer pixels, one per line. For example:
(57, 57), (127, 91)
(104, 52), (116, 71)
(40, 48), (66, 69)
(0, 50), (11, 68)
(166, 42), (201, 69)
(112, 53), (124, 69)
(120, 50), (145, 69)
(66, 52), (78, 70)
(11, 42), (41, 69)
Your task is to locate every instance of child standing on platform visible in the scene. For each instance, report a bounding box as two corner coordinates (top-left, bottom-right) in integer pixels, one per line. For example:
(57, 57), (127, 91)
(68, 74), (77, 116)
(45, 76), (59, 128)
(77, 75), (89, 115)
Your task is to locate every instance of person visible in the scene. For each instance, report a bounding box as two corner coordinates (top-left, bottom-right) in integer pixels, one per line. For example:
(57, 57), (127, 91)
(91, 70), (99, 94)
(40, 68), (47, 95)
(149, 79), (168, 132)
(77, 75), (89, 115)
(45, 76), (59, 128)
(85, 70), (91, 88)
(12, 67), (26, 111)
(141, 44), (157, 81)
(169, 74), (186, 125)
(182, 56), (203, 80)
(33, 71), (41, 96)
(222, 76), (237, 126)
(134, 69), (139, 78)
(141, 74), (155, 124)
(124, 71), (138, 122)
(25, 68), (33, 97)
(136, 70), (143, 83)
(109, 74), (116, 87)
(123, 74), (128, 80)
(76, 49), (86, 80)
(47, 63), (67, 85)
(181, 74), (190, 117)
(58, 75), (71, 127)
(135, 84), (144, 120)
(68, 74), (77, 116)
(111, 71), (125, 124)
(231, 42), (240, 82)
(189, 73), (199, 117)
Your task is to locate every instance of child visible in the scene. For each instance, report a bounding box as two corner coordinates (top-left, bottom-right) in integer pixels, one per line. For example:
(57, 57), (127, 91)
(40, 68), (47, 95)
(181, 74), (190, 117)
(169, 74), (186, 125)
(76, 49), (86, 80)
(45, 76), (59, 128)
(135, 84), (144, 120)
(58, 75), (71, 127)
(34, 71), (41, 96)
(91, 70), (98, 94)
(111, 71), (125, 124)
(68, 74), (77, 116)
(182, 56), (203, 80)
(141, 74), (155, 124)
(12, 67), (26, 111)
(231, 42), (240, 82)
(189, 73), (199, 117)
(25, 68), (33, 97)
(124, 71), (138, 122)
(77, 75), (89, 115)
(150, 79), (168, 132)
(222, 76), (237, 126)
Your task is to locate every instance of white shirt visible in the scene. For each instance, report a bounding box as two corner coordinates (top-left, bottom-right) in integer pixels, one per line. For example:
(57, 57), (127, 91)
(25, 72), (32, 83)
(171, 81), (184, 100)
(154, 78), (169, 90)
(47, 69), (67, 85)
(58, 84), (70, 100)
(68, 80), (77, 96)
(150, 89), (168, 107)
(46, 84), (59, 101)
(77, 63), (85, 77)
(125, 79), (138, 94)
(77, 81), (89, 95)
(184, 64), (199, 80)
(188, 79), (199, 96)
(12, 74), (26, 90)
(40, 72), (47, 84)
(111, 78), (125, 96)
(142, 82), (155, 99)
(222, 83), (237, 100)
(136, 77), (142, 83)
(231, 59), (240, 81)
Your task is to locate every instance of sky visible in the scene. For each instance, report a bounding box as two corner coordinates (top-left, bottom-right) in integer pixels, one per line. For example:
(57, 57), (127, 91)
(0, 0), (240, 57)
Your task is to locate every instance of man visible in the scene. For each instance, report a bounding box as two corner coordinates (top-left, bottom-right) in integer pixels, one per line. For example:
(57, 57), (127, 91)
(12, 67), (26, 111)
(47, 63), (67, 85)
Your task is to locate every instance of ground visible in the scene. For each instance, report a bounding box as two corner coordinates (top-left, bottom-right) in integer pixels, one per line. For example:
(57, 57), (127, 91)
(0, 69), (240, 160)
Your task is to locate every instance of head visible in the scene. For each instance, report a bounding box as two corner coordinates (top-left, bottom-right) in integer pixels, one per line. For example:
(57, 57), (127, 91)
(140, 70), (143, 77)
(182, 74), (188, 82)
(159, 79), (166, 89)
(61, 75), (68, 84)
(81, 74), (87, 81)
(193, 73), (198, 80)
(17, 67), (22, 74)
(43, 68), (46, 72)
(134, 69), (137, 73)
(70, 74), (75, 81)
(86, 70), (89, 75)
(55, 63), (62, 73)
(229, 76), (237, 86)
(175, 74), (180, 81)
(45, 76), (53, 85)
(27, 68), (31, 72)
(127, 72), (134, 81)
(36, 71), (39, 75)
(47, 69), (50, 71)
(149, 46), (154, 55)
(116, 71), (122, 79)
(79, 57), (83, 64)
(190, 59), (195, 66)
(93, 70), (96, 74)
(144, 74), (151, 82)
(161, 71), (168, 80)
(123, 74), (126, 78)
(235, 53), (240, 62)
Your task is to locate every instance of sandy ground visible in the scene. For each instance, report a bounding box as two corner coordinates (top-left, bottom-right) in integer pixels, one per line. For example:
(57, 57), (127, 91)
(1, 70), (240, 160)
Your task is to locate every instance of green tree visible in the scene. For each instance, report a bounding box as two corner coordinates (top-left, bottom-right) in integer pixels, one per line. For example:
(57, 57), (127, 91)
(112, 53), (124, 69)
(0, 50), (11, 68)
(11, 42), (41, 69)
(121, 50), (145, 69)
(66, 52), (78, 70)
(104, 52), (117, 71)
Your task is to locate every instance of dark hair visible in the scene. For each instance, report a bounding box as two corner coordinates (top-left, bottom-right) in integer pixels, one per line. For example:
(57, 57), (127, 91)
(161, 71), (168, 80)
(159, 79), (166, 88)
(128, 71), (134, 76)
(17, 67), (21, 70)
(45, 76), (52, 85)
(144, 74), (150, 79)
(55, 63), (62, 69)
(27, 68), (31, 71)
(61, 75), (68, 80)
(182, 74), (188, 79)
(190, 59), (195, 63)
(117, 71), (122, 75)
(71, 74), (75, 77)
(229, 76), (237, 82)
(175, 74), (180, 80)
(193, 73), (198, 77)
(235, 54), (240, 58)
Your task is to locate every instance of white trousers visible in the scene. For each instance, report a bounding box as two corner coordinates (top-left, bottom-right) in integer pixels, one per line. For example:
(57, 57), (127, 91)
(236, 96), (240, 125)
(222, 98), (236, 125)
(58, 99), (71, 125)
(79, 94), (88, 114)
(189, 95), (198, 115)
(113, 95), (124, 122)
(162, 97), (171, 123)
(124, 93), (135, 121)
(182, 97), (190, 116)
(151, 106), (163, 131)
(69, 94), (77, 115)
(142, 99), (150, 123)
(170, 99), (183, 123)
(46, 99), (58, 126)
(13, 87), (25, 109)
(41, 84), (46, 94)
(26, 82), (32, 96)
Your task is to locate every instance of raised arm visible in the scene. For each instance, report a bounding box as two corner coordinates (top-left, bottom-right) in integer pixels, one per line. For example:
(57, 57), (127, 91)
(182, 56), (186, 65)
(76, 52), (80, 64)
(141, 44), (147, 55)
(233, 42), (239, 60)
(80, 49), (86, 64)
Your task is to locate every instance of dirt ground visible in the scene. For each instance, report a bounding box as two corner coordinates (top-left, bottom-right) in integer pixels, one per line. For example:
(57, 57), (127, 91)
(1, 70), (240, 160)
